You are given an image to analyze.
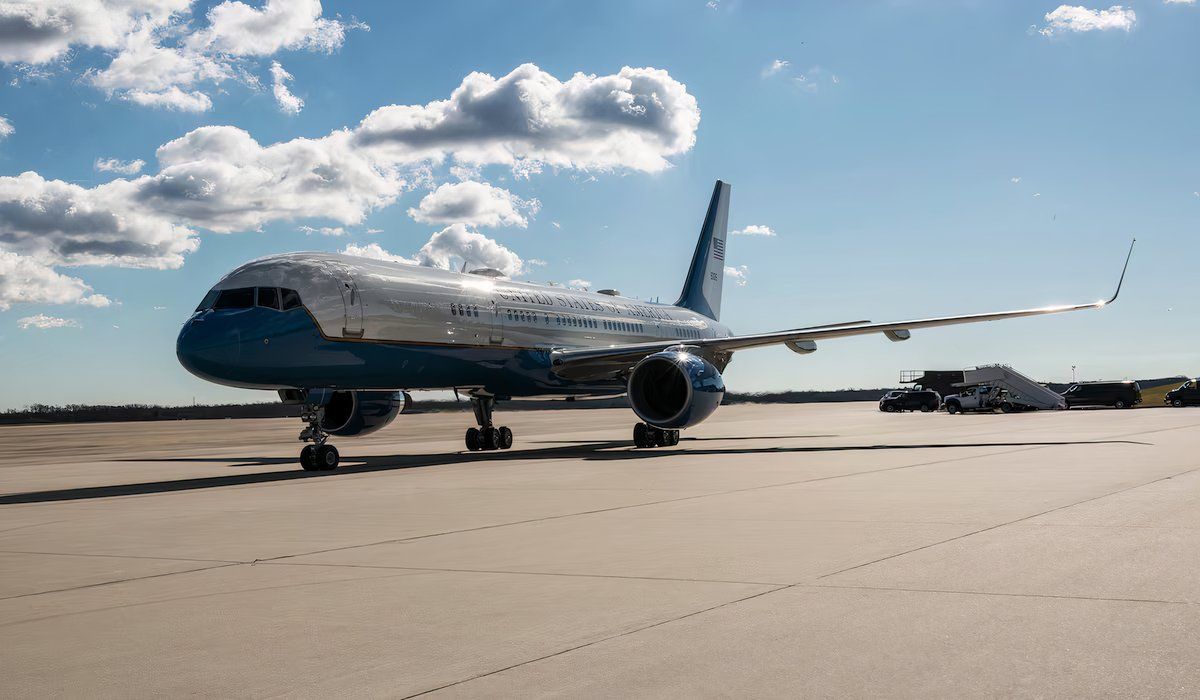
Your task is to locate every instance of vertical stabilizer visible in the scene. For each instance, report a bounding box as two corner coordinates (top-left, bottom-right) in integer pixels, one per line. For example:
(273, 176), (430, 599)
(674, 180), (731, 321)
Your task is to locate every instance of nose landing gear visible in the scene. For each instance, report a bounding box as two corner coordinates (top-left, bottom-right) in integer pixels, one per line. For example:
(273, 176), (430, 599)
(465, 394), (514, 451)
(298, 403), (339, 471)
(633, 422), (680, 448)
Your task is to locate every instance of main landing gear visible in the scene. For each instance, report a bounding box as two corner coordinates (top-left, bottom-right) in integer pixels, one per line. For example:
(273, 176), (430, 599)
(465, 394), (514, 451)
(298, 403), (339, 471)
(633, 422), (680, 448)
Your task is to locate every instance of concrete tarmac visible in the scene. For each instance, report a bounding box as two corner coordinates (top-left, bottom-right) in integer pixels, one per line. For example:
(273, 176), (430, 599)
(1, 403), (1198, 698)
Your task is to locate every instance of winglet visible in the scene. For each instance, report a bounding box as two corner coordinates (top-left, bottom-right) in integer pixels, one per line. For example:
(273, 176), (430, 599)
(1104, 238), (1135, 305)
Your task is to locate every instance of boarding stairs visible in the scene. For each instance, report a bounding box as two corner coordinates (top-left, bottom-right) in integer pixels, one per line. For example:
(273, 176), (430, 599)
(955, 364), (1066, 410)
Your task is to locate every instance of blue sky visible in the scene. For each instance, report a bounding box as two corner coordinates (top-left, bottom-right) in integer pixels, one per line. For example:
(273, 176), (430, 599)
(0, 0), (1196, 409)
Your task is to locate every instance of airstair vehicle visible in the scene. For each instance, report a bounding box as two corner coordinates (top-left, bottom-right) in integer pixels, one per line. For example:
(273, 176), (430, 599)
(947, 364), (1066, 412)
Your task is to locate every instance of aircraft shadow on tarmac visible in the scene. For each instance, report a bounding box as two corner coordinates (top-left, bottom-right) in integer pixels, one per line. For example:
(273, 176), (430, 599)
(0, 438), (1149, 506)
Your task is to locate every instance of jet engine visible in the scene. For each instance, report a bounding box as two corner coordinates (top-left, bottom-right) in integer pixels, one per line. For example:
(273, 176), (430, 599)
(627, 350), (726, 429)
(320, 390), (404, 436)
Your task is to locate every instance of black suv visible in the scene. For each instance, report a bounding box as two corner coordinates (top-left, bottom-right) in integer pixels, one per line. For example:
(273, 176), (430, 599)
(1164, 380), (1200, 407)
(879, 389), (941, 413)
(1062, 381), (1142, 409)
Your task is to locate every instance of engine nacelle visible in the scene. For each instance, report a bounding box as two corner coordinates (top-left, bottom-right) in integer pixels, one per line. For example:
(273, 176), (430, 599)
(320, 390), (403, 437)
(627, 351), (725, 429)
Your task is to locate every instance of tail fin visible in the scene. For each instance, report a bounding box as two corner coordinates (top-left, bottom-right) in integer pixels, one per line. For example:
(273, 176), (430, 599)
(674, 180), (731, 321)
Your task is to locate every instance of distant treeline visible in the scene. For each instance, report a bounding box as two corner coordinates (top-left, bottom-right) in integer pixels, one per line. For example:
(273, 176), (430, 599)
(1, 378), (1187, 425)
(0, 402), (303, 425)
(0, 389), (899, 425)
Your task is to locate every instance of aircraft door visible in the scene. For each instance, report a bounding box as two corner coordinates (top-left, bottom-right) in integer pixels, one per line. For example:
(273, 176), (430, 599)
(489, 300), (504, 345)
(322, 262), (364, 338)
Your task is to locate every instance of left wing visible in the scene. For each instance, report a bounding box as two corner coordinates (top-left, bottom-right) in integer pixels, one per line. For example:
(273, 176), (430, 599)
(550, 240), (1134, 382)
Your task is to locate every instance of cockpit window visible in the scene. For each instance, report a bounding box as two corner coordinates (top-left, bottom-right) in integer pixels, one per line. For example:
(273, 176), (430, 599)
(213, 287), (254, 310)
(281, 288), (303, 310)
(256, 287), (280, 310)
(194, 289), (219, 312)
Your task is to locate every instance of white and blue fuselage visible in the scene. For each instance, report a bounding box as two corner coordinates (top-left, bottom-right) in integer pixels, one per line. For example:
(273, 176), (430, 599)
(177, 252), (733, 398)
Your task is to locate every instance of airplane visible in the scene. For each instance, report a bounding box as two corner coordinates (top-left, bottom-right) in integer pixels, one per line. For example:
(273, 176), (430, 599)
(176, 181), (1135, 471)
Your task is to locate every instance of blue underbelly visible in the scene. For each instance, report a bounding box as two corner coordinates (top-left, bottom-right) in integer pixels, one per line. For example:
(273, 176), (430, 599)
(177, 307), (622, 396)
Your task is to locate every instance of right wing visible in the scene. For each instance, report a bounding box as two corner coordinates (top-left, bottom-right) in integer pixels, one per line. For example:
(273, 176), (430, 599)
(550, 240), (1135, 382)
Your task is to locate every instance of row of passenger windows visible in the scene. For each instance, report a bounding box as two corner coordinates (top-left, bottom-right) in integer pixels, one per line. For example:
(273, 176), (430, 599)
(197, 286), (303, 312)
(673, 326), (703, 339)
(498, 307), (645, 333)
(602, 320), (643, 333)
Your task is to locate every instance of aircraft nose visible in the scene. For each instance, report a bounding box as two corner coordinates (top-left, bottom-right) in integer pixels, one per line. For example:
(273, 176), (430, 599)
(176, 314), (240, 382)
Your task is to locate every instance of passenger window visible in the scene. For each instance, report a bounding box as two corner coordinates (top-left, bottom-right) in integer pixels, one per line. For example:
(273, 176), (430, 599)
(280, 288), (303, 310)
(214, 287), (254, 309)
(257, 287), (280, 310)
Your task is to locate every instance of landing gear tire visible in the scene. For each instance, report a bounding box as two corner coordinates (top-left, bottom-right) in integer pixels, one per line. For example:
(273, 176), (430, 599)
(298, 400), (337, 471)
(634, 423), (679, 448)
(313, 444), (339, 471)
(634, 422), (650, 448)
(482, 426), (500, 450)
(300, 445), (318, 471)
(465, 394), (513, 451)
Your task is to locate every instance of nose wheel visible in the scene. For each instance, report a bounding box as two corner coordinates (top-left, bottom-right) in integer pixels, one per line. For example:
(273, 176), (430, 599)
(465, 395), (514, 451)
(633, 422), (680, 448)
(298, 402), (339, 471)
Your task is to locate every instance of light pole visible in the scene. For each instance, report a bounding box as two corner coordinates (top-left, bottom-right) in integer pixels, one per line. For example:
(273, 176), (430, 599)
(1071, 365), (1077, 383)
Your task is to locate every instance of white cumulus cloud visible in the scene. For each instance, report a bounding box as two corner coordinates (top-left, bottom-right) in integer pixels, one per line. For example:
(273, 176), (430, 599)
(408, 181), (536, 228)
(1037, 5), (1136, 36)
(0, 251), (112, 311)
(340, 242), (416, 265)
(568, 278), (591, 290)
(269, 61), (303, 115)
(94, 157), (145, 175)
(416, 224), (524, 276)
(0, 171), (199, 269)
(0, 0), (362, 112)
(190, 0), (353, 56)
(124, 86), (213, 112)
(342, 227), (524, 278)
(355, 64), (700, 174)
(0, 0), (190, 64)
(298, 225), (346, 236)
(0, 116), (13, 139)
(724, 264), (749, 286)
(17, 313), (81, 330)
(731, 224), (775, 237)
(138, 126), (403, 233)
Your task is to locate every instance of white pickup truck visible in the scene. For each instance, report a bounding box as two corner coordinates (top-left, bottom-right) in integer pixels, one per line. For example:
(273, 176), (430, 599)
(944, 385), (1009, 414)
